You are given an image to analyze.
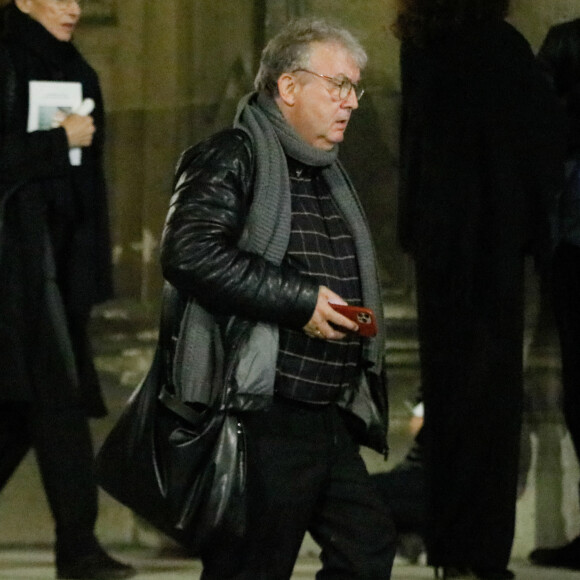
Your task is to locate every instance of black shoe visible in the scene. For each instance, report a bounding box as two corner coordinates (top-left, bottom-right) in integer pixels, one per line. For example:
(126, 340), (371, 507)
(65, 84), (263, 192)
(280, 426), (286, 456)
(56, 550), (136, 579)
(529, 535), (580, 569)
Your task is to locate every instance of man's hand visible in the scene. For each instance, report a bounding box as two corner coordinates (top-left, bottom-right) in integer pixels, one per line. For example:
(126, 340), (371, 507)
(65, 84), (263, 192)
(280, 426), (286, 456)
(303, 285), (359, 340)
(59, 114), (96, 148)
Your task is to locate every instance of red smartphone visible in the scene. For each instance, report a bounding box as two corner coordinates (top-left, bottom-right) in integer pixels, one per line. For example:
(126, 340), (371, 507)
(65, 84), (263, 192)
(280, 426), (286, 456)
(329, 304), (378, 337)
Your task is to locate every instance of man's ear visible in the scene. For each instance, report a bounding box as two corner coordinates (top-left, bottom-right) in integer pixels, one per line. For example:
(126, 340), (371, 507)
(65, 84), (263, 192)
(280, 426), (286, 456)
(277, 73), (298, 106)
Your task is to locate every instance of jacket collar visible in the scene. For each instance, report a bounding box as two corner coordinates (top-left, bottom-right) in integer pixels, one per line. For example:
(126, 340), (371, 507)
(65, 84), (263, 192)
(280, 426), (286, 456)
(3, 2), (79, 68)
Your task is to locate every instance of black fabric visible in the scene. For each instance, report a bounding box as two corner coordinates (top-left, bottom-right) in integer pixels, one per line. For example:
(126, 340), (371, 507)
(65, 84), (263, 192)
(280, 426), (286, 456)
(0, 3), (113, 406)
(538, 18), (580, 510)
(0, 2), (111, 558)
(0, 400), (98, 556)
(538, 22), (580, 249)
(200, 397), (397, 580)
(161, 128), (319, 328)
(96, 284), (247, 554)
(537, 18), (580, 158)
(96, 348), (247, 554)
(552, 242), (580, 465)
(398, 18), (566, 570)
(371, 429), (426, 536)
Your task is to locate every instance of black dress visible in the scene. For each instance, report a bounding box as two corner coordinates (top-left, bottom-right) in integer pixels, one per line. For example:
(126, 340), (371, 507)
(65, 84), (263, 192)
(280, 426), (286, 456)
(0, 3), (113, 557)
(398, 18), (566, 570)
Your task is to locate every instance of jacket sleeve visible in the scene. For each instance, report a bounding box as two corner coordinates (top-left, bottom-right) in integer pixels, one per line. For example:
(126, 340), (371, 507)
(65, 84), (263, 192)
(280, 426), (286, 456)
(0, 128), (71, 186)
(0, 46), (71, 188)
(160, 129), (319, 330)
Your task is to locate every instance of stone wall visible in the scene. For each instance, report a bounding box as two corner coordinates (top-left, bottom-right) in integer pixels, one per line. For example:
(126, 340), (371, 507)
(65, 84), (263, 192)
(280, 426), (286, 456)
(71, 0), (580, 303)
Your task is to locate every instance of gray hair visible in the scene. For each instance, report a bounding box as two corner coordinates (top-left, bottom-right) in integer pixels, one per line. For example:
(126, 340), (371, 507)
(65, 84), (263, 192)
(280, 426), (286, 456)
(254, 17), (368, 97)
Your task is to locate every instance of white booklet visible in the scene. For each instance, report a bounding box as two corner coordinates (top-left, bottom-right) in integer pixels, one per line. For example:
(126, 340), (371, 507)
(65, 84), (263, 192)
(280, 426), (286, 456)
(27, 80), (83, 166)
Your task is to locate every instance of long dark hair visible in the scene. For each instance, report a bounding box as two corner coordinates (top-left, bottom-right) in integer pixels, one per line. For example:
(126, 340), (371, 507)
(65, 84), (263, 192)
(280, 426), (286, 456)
(393, 0), (510, 44)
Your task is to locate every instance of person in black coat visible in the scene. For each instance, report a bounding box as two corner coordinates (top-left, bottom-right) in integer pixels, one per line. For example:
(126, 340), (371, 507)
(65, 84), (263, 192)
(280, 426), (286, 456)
(392, 0), (566, 578)
(528, 17), (580, 571)
(0, 1), (134, 578)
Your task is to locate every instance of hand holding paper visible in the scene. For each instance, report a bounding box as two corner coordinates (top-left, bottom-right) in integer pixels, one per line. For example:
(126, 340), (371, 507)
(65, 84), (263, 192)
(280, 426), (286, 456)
(75, 98), (95, 116)
(27, 82), (95, 166)
(66, 99), (96, 165)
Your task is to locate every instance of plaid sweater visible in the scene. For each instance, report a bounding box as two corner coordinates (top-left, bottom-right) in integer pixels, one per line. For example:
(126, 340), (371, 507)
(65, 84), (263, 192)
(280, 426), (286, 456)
(275, 156), (363, 403)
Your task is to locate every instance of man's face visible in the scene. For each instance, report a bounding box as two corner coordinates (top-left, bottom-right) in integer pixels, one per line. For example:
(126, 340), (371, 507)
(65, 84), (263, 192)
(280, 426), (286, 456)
(284, 42), (361, 151)
(16, 0), (81, 42)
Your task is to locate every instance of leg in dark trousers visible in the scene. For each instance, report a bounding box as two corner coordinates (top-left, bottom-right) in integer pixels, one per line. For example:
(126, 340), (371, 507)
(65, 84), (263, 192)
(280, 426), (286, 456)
(552, 242), (580, 462)
(0, 403), (32, 490)
(66, 310), (108, 418)
(200, 397), (396, 580)
(31, 400), (100, 558)
(0, 400), (99, 558)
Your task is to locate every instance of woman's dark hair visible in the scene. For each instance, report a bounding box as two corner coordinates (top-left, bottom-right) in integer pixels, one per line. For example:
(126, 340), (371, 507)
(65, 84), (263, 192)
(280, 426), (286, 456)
(392, 0), (510, 43)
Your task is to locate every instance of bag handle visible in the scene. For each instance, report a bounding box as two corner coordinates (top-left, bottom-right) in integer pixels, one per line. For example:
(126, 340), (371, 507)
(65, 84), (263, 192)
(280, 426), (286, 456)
(158, 388), (210, 427)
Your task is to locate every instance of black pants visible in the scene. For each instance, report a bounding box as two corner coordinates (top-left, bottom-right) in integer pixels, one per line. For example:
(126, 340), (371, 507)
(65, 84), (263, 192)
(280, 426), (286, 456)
(371, 456), (425, 536)
(0, 399), (99, 559)
(200, 397), (397, 580)
(415, 257), (525, 570)
(552, 243), (580, 480)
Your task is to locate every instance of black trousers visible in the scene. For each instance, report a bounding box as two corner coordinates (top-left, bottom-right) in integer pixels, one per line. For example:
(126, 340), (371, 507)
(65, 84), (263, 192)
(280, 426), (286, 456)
(0, 399), (99, 558)
(371, 458), (425, 536)
(552, 242), (580, 480)
(200, 397), (397, 580)
(415, 257), (525, 570)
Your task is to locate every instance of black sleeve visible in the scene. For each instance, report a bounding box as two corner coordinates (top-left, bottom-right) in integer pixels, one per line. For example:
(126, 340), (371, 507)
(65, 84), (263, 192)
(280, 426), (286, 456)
(160, 129), (319, 329)
(0, 46), (71, 189)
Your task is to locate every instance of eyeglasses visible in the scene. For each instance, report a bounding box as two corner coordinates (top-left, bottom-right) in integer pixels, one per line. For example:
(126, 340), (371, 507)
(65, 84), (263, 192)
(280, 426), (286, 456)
(293, 69), (364, 101)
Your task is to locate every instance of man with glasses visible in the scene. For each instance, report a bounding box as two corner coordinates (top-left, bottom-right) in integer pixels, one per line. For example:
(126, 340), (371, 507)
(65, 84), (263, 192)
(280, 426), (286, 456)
(0, 1), (134, 578)
(160, 16), (396, 580)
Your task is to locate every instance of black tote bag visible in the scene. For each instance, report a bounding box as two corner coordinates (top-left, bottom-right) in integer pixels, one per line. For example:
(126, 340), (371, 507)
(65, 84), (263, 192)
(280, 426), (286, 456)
(95, 287), (246, 554)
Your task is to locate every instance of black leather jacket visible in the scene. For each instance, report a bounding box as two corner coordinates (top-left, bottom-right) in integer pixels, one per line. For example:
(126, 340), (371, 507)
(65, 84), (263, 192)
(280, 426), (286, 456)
(161, 128), (319, 326)
(160, 128), (389, 455)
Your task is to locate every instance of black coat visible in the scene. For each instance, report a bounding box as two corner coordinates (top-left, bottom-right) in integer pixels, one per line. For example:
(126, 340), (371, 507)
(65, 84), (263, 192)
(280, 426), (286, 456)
(537, 17), (580, 158)
(0, 4), (113, 402)
(397, 18), (566, 568)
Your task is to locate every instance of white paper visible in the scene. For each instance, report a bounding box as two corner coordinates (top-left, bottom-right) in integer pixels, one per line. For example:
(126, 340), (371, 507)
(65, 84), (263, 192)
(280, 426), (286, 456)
(27, 80), (83, 166)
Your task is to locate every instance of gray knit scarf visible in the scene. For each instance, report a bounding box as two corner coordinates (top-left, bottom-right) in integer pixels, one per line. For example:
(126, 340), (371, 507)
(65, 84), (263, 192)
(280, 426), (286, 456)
(234, 92), (385, 371)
